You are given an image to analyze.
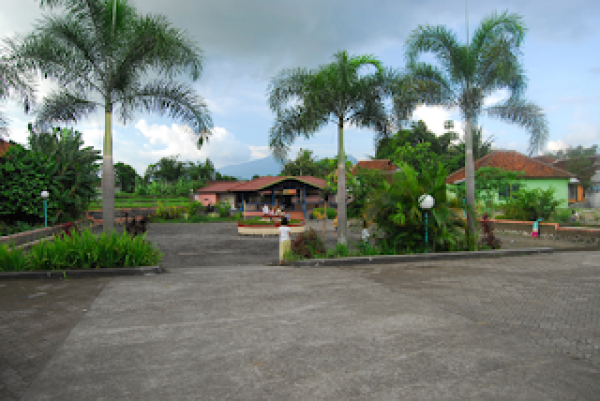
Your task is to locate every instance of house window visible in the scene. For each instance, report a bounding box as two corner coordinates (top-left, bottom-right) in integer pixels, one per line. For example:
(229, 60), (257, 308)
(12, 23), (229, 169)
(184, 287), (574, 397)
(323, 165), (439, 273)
(568, 184), (577, 200)
(499, 184), (521, 199)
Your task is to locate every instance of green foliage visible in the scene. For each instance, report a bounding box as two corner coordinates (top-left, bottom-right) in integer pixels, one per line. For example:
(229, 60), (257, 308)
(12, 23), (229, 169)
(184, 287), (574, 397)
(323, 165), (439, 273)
(311, 207), (337, 219)
(347, 167), (386, 219)
(27, 125), (101, 223)
(0, 143), (59, 226)
(280, 148), (326, 177)
(0, 221), (44, 237)
(376, 121), (494, 176)
(326, 243), (349, 258)
(0, 228), (163, 271)
(549, 208), (572, 223)
(367, 163), (469, 254)
(114, 162), (140, 193)
(183, 201), (204, 216)
(216, 201), (231, 218)
(289, 228), (326, 259)
(499, 187), (560, 221)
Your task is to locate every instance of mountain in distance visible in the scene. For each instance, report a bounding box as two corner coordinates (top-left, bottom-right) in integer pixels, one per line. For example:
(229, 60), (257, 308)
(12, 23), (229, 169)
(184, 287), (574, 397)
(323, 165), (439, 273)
(218, 154), (359, 180)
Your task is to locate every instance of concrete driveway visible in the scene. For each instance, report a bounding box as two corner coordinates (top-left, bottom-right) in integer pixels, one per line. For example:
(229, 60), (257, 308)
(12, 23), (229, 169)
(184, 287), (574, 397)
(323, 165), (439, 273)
(19, 254), (600, 400)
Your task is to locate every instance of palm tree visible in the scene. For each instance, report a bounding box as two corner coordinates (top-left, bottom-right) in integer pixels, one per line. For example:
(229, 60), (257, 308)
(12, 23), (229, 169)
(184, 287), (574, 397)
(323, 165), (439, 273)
(0, 46), (35, 139)
(404, 10), (549, 241)
(6, 0), (212, 232)
(268, 50), (389, 245)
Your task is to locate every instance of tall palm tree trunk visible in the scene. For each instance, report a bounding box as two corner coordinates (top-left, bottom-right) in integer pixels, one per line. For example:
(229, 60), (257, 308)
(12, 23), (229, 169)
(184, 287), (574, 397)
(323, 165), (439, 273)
(337, 119), (347, 245)
(465, 117), (476, 245)
(102, 107), (115, 233)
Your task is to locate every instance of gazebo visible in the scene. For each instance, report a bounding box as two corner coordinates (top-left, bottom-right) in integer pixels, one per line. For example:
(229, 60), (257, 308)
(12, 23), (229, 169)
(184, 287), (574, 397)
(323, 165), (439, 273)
(196, 176), (327, 220)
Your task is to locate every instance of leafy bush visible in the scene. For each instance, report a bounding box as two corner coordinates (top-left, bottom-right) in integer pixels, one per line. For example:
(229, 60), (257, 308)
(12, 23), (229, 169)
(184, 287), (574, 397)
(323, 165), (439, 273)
(216, 201), (231, 218)
(184, 201), (204, 216)
(549, 208), (572, 223)
(311, 207), (337, 220)
(0, 221), (45, 237)
(0, 228), (163, 271)
(367, 163), (469, 254)
(326, 243), (349, 258)
(289, 228), (326, 259)
(499, 187), (560, 221)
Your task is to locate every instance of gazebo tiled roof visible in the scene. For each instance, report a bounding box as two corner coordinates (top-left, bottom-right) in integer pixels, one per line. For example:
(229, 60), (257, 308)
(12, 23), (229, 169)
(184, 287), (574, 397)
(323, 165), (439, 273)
(196, 180), (243, 193)
(196, 176), (327, 194)
(229, 176), (326, 192)
(445, 150), (575, 184)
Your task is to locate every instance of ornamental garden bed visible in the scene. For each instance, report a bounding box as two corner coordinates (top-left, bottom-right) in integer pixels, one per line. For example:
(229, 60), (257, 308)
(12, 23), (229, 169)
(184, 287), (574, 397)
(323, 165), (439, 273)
(238, 218), (305, 236)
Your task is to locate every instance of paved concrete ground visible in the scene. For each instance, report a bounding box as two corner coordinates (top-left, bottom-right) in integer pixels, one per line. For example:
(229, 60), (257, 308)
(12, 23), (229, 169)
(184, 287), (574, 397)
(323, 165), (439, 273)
(2, 222), (600, 400)
(143, 220), (597, 269)
(0, 278), (112, 400)
(144, 221), (365, 268)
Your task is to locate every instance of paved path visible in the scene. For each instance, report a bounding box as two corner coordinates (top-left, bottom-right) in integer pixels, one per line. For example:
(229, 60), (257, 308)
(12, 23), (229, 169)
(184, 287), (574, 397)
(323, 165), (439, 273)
(2, 223), (600, 399)
(8, 253), (600, 400)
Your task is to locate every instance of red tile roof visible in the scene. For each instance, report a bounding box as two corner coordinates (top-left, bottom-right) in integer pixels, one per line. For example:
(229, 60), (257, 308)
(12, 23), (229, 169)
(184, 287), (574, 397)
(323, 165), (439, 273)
(197, 176), (327, 193)
(445, 150), (575, 184)
(230, 176), (326, 192)
(197, 180), (243, 193)
(351, 159), (398, 174)
(532, 155), (556, 165)
(0, 139), (14, 158)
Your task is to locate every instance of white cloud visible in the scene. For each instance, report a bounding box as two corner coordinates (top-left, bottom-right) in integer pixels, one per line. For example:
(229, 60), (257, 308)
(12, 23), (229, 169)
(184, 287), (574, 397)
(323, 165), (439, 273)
(249, 145), (270, 160)
(483, 89), (510, 107)
(134, 120), (251, 169)
(412, 105), (456, 135)
(547, 140), (568, 152)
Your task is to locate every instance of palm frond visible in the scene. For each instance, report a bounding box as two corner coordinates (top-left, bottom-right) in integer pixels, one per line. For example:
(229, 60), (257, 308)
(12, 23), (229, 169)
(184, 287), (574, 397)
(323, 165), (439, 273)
(113, 12), (204, 84)
(268, 107), (329, 161)
(405, 24), (462, 78)
(5, 23), (102, 95)
(267, 67), (312, 113)
(33, 91), (99, 129)
(485, 98), (549, 155)
(469, 11), (526, 55)
(117, 80), (213, 146)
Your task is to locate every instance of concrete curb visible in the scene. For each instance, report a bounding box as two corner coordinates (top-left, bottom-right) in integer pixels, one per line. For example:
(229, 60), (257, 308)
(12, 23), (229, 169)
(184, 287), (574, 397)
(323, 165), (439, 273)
(291, 247), (554, 268)
(0, 266), (163, 280)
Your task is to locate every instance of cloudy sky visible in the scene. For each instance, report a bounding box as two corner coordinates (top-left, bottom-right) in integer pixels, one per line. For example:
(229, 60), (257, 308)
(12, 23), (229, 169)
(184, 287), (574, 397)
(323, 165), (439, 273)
(1, 0), (599, 176)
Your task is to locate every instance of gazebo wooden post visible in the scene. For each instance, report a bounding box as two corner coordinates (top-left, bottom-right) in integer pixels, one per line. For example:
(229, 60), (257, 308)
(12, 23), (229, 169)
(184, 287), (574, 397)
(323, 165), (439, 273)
(303, 184), (307, 220)
(242, 192), (246, 220)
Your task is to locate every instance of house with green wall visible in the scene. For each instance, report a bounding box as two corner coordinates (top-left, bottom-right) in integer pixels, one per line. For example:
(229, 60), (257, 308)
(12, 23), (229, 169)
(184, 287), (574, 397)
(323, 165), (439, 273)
(445, 150), (577, 209)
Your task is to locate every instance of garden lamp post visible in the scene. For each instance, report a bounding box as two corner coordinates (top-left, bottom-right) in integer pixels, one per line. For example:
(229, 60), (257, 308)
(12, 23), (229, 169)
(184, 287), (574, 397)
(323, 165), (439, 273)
(419, 194), (435, 253)
(190, 188), (193, 203)
(41, 190), (49, 227)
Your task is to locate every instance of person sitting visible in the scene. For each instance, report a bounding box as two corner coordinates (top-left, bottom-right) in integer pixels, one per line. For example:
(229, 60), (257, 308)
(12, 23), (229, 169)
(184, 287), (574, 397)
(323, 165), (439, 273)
(572, 210), (580, 222)
(262, 204), (270, 217)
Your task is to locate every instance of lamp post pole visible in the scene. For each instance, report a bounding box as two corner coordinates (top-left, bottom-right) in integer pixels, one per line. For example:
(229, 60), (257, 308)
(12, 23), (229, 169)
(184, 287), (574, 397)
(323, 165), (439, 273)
(41, 190), (49, 227)
(419, 194), (435, 253)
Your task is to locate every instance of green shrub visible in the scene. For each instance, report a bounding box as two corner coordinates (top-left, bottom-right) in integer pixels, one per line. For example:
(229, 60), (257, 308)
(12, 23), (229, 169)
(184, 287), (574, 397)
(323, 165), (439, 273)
(326, 243), (349, 258)
(500, 187), (560, 221)
(549, 208), (572, 223)
(289, 228), (326, 259)
(0, 228), (163, 271)
(216, 201), (231, 218)
(326, 208), (337, 219)
(493, 215), (507, 220)
(367, 162), (469, 254)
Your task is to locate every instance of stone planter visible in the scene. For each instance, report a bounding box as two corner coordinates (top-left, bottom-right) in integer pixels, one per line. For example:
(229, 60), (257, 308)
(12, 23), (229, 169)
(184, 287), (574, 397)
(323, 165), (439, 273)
(237, 221), (305, 236)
